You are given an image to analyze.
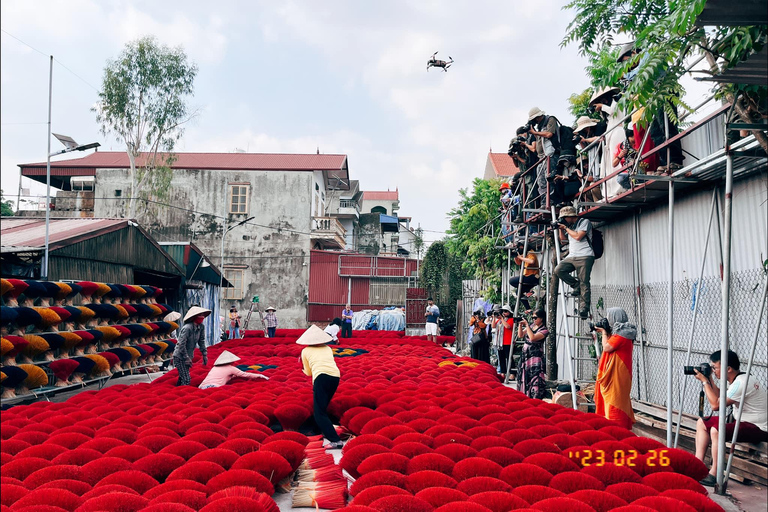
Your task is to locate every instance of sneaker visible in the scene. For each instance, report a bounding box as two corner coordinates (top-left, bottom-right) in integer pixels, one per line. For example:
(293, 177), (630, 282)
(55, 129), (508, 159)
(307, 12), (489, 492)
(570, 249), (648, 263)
(327, 441), (344, 450)
(579, 310), (590, 320)
(699, 474), (717, 487)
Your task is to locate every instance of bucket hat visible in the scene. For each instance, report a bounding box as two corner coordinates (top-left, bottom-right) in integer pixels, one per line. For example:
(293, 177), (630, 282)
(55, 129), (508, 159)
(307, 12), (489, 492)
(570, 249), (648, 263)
(574, 116), (598, 134)
(214, 350), (241, 366)
(528, 107), (545, 121)
(501, 304), (513, 313)
(559, 206), (578, 218)
(183, 306), (211, 323)
(295, 325), (333, 346)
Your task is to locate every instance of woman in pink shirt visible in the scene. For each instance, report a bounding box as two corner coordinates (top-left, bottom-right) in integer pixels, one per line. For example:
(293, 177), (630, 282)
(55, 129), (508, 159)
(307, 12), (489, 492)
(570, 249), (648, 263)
(199, 350), (269, 389)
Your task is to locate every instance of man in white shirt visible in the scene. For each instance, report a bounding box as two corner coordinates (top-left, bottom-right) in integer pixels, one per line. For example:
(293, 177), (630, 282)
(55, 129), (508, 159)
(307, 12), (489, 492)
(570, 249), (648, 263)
(424, 298), (440, 344)
(553, 206), (595, 319)
(694, 350), (768, 486)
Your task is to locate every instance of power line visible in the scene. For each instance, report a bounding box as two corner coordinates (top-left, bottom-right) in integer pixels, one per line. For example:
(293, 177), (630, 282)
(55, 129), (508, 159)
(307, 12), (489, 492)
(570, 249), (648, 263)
(1, 28), (100, 92)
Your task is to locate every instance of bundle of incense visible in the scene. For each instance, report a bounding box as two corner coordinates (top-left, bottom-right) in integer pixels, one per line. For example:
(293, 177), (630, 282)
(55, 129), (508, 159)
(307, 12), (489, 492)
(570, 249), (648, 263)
(295, 466), (344, 483)
(292, 481), (348, 509)
(299, 452), (336, 470)
(276, 477), (293, 494)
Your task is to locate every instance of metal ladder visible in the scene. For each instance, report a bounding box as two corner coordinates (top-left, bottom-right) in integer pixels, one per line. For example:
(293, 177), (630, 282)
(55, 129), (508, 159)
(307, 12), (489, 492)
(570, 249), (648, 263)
(241, 295), (267, 338)
(549, 205), (600, 409)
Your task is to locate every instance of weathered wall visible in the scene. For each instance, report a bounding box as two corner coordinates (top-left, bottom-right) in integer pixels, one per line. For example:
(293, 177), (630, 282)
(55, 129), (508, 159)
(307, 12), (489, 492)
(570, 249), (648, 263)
(357, 213), (381, 255)
(94, 168), (313, 327)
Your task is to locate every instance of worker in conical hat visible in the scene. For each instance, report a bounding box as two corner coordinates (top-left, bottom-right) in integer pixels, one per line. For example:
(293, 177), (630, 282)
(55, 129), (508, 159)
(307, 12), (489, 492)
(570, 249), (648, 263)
(297, 325), (343, 449)
(172, 305), (210, 386)
(199, 350), (269, 389)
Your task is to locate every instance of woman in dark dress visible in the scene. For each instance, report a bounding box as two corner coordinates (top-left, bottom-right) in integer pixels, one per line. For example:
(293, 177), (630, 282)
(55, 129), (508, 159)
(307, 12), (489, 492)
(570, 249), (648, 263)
(517, 308), (549, 399)
(469, 310), (490, 364)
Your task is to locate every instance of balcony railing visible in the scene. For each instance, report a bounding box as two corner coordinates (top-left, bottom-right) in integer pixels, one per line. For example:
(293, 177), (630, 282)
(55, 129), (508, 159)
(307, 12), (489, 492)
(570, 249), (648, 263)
(339, 199), (360, 211)
(311, 217), (347, 248)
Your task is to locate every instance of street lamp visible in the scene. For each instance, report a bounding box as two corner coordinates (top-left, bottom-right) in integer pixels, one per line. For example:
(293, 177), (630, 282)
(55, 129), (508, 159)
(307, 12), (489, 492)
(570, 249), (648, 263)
(41, 127), (100, 280)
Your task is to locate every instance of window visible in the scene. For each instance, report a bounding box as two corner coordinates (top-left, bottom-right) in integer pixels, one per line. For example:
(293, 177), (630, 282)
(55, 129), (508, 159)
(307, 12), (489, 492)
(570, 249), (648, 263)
(371, 206), (387, 215)
(115, 189), (122, 197)
(224, 268), (245, 299)
(229, 184), (250, 214)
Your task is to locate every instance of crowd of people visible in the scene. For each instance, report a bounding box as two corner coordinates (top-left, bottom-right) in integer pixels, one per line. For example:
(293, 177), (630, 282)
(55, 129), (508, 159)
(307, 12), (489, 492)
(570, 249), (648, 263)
(505, 42), (685, 215)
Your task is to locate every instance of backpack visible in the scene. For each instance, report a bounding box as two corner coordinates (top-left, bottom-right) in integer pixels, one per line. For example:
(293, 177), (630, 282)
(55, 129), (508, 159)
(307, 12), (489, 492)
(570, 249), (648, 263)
(545, 116), (577, 159)
(589, 228), (604, 259)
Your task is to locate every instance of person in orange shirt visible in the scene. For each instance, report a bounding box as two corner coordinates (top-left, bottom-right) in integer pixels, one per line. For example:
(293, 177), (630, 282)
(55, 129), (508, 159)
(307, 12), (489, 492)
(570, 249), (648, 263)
(593, 307), (636, 430)
(497, 305), (515, 378)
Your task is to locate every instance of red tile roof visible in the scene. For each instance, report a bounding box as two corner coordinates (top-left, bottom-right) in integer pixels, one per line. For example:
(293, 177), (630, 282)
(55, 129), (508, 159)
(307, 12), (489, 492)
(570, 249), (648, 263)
(489, 153), (520, 177)
(19, 151), (348, 173)
(362, 191), (399, 201)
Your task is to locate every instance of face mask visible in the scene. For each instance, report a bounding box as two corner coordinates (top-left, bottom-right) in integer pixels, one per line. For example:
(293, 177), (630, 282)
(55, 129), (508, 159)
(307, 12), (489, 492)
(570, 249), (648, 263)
(193, 316), (205, 325)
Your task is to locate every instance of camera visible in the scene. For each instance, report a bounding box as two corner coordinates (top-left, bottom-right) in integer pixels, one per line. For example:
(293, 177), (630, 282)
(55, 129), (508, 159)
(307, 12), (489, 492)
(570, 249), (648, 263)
(573, 133), (583, 144)
(523, 122), (534, 132)
(508, 136), (527, 157)
(587, 105), (596, 114)
(683, 363), (712, 377)
(550, 220), (565, 229)
(589, 317), (611, 333)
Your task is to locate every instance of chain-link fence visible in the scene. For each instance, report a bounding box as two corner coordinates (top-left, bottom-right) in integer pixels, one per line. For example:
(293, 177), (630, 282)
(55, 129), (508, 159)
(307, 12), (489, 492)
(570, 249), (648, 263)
(580, 268), (767, 417)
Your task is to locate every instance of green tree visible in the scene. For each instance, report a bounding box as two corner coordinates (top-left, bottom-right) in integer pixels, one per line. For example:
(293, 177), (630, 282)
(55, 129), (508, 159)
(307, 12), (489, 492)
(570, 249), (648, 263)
(446, 178), (517, 305)
(562, 0), (768, 152)
(413, 226), (424, 263)
(567, 88), (599, 123)
(93, 36), (198, 218)
(1, 190), (14, 216)
(420, 240), (466, 328)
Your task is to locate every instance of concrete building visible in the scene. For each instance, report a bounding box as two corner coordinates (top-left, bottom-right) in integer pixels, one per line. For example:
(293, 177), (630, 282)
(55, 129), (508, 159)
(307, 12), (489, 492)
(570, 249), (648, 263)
(18, 152), (351, 327)
(324, 179), (362, 251)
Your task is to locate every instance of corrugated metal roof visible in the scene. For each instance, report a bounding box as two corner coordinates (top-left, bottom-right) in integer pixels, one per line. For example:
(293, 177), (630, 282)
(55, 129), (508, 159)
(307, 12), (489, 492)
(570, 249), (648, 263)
(19, 151), (348, 172)
(362, 191), (399, 201)
(1, 218), (127, 251)
(695, 0), (768, 26)
(488, 152), (520, 177)
(698, 46), (768, 86)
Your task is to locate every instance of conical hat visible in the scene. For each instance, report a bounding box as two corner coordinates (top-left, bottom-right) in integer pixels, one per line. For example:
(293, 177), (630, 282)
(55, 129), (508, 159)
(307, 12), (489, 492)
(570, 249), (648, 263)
(183, 306), (211, 323)
(164, 311), (182, 323)
(214, 350), (241, 366)
(295, 325), (333, 346)
(265, 306), (276, 312)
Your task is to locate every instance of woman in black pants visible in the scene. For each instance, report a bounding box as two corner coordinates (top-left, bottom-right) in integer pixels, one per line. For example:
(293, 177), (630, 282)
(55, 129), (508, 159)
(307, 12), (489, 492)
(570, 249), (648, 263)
(298, 325), (343, 449)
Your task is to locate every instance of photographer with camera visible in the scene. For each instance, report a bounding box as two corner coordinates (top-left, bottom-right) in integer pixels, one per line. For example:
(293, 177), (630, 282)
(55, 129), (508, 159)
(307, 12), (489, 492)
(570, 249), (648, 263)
(509, 126), (538, 203)
(517, 309), (548, 399)
(468, 309), (490, 364)
(574, 116), (605, 202)
(497, 304), (515, 379)
(612, 128), (637, 192)
(527, 107), (559, 204)
(589, 86), (628, 198)
(592, 307), (636, 429)
(550, 154), (582, 207)
(693, 350), (768, 486)
(553, 206), (594, 320)
(509, 242), (540, 312)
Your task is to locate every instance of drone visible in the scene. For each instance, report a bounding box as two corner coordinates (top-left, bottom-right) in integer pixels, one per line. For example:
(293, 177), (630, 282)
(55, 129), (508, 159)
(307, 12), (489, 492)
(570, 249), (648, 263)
(427, 51), (453, 72)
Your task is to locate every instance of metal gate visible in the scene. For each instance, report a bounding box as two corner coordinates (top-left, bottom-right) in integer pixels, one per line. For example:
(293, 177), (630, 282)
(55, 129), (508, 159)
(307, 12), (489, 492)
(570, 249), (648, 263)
(406, 287), (427, 328)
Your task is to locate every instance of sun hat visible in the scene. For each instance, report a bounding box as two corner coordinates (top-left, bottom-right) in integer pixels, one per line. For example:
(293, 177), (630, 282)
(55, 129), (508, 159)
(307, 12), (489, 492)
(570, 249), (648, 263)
(528, 107), (545, 121)
(574, 116), (599, 134)
(558, 206), (578, 218)
(214, 351), (241, 366)
(183, 306), (211, 323)
(501, 304), (513, 313)
(265, 306), (276, 312)
(163, 311), (182, 323)
(499, 182), (511, 190)
(617, 41), (639, 62)
(295, 325), (333, 346)
(589, 86), (620, 106)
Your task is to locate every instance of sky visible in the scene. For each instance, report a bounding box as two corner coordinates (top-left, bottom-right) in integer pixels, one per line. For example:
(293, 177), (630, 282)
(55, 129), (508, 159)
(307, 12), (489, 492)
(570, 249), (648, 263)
(0, 0), (714, 239)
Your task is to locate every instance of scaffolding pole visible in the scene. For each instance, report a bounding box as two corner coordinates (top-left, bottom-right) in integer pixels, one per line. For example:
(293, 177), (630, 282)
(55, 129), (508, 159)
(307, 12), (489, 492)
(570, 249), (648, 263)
(632, 213), (648, 401)
(666, 110), (675, 446)
(674, 188), (718, 448)
(716, 141), (734, 494)
(550, 206), (578, 409)
(504, 225), (530, 384)
(723, 277), (768, 494)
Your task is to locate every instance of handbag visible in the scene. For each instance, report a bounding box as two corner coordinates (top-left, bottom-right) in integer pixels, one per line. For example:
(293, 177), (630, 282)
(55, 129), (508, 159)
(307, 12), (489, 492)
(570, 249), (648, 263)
(470, 332), (482, 345)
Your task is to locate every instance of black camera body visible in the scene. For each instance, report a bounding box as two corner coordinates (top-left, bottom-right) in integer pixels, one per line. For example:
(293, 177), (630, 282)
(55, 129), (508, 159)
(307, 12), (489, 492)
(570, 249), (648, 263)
(684, 363), (712, 377)
(589, 318), (611, 334)
(508, 136), (527, 157)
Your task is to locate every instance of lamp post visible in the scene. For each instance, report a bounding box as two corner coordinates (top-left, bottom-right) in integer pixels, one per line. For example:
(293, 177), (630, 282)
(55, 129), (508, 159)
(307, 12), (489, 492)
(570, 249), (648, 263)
(41, 114), (100, 280)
